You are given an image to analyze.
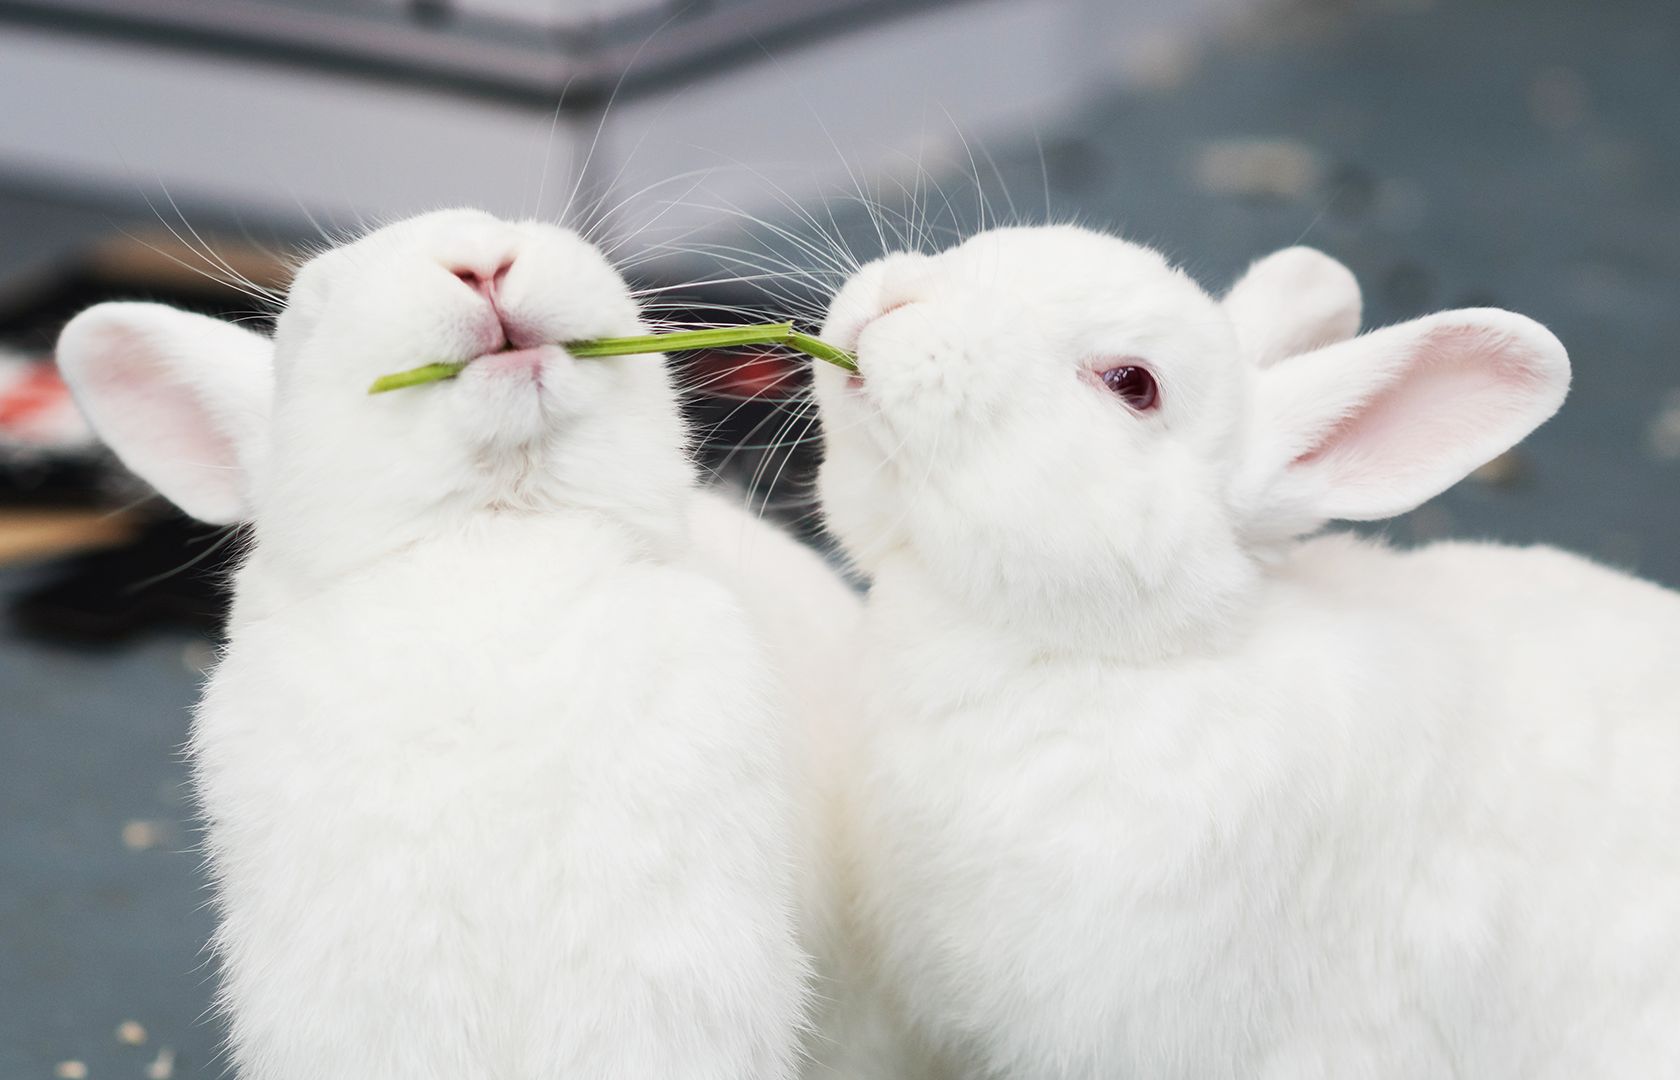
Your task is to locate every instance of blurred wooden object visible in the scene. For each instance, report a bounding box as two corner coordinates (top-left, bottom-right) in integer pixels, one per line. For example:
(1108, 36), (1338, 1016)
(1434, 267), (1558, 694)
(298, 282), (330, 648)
(0, 507), (136, 566)
(83, 230), (291, 295)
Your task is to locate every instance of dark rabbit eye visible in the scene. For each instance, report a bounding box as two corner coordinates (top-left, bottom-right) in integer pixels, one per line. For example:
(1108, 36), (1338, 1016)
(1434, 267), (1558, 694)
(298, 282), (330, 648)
(1101, 365), (1159, 411)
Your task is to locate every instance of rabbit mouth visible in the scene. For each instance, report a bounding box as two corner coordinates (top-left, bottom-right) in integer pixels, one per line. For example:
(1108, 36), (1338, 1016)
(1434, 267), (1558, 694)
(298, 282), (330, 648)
(468, 305), (550, 359)
(847, 300), (928, 385)
(472, 344), (564, 381)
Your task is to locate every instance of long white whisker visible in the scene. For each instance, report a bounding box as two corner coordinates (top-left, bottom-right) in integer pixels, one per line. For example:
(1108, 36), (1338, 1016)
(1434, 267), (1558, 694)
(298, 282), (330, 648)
(561, 9), (685, 231)
(532, 74), (579, 220)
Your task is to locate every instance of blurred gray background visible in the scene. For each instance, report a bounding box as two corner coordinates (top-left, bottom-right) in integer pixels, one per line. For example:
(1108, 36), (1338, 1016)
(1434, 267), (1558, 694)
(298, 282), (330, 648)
(2, 0), (1677, 1075)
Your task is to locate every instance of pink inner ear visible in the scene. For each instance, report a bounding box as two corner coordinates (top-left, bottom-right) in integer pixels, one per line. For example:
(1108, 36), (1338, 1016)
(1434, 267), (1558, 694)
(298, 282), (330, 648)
(98, 359), (237, 467)
(1296, 324), (1549, 494)
(78, 339), (245, 521)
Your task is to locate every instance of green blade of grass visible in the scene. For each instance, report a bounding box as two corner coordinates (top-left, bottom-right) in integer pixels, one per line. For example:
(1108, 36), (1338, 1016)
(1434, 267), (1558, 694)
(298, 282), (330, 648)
(367, 362), (470, 394)
(565, 322), (793, 357)
(367, 321), (856, 394)
(787, 330), (859, 373)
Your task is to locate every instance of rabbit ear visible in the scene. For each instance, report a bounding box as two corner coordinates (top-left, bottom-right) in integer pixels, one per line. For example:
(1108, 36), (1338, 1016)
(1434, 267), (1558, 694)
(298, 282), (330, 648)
(1241, 308), (1569, 537)
(56, 302), (274, 524)
(1223, 247), (1362, 367)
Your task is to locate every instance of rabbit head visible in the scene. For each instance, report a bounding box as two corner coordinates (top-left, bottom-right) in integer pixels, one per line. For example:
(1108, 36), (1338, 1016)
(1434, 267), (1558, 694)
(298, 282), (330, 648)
(55, 209), (694, 577)
(812, 226), (1569, 656)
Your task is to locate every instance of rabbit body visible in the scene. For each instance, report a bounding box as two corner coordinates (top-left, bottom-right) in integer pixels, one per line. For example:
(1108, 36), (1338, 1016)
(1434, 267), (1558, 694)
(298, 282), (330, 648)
(809, 227), (1680, 1079)
(56, 211), (824, 1080)
(848, 534), (1680, 1079)
(197, 510), (806, 1080)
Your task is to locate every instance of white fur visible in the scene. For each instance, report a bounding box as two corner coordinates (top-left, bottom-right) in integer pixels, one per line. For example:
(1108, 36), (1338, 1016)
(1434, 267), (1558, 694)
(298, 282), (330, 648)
(57, 209), (830, 1079)
(1222, 245), (1362, 367)
(811, 225), (1680, 1078)
(683, 495), (939, 1080)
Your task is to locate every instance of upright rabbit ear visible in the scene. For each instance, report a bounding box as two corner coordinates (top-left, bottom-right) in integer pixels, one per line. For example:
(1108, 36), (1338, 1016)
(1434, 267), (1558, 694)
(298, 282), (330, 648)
(56, 302), (274, 524)
(1240, 308), (1569, 539)
(1223, 247), (1362, 367)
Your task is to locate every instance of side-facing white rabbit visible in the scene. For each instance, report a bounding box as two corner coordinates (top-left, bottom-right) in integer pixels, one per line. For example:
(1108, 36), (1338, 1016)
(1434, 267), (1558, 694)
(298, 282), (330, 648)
(809, 226), (1680, 1079)
(55, 209), (834, 1080)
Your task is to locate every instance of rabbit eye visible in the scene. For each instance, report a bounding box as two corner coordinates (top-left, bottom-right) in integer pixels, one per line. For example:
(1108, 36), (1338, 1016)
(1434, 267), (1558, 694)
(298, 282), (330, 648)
(1100, 365), (1159, 411)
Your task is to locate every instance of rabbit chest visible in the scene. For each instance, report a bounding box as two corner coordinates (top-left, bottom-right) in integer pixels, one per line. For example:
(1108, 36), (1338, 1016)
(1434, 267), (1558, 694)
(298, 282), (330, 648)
(844, 575), (1508, 1079)
(189, 516), (806, 1078)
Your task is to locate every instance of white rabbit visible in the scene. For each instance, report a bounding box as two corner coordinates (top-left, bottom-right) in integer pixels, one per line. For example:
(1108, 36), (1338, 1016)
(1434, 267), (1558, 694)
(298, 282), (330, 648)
(808, 226), (1680, 1079)
(54, 209), (829, 1080)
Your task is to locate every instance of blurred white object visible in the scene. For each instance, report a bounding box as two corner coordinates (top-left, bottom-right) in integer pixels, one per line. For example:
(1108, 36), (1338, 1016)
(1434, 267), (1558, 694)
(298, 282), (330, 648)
(0, 0), (1255, 270)
(1193, 136), (1327, 200)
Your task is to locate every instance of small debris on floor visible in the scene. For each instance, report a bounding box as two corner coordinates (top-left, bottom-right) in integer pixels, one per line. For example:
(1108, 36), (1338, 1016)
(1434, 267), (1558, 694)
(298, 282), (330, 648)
(53, 1062), (88, 1080)
(145, 1047), (177, 1080)
(116, 1019), (147, 1045)
(1470, 449), (1528, 488)
(1191, 137), (1324, 201)
(1646, 390), (1680, 461)
(121, 820), (166, 851)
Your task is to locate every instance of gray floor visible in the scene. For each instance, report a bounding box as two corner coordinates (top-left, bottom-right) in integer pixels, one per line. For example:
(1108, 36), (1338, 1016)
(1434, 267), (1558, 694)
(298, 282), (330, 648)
(0, 581), (215, 1078)
(2, 0), (1678, 1075)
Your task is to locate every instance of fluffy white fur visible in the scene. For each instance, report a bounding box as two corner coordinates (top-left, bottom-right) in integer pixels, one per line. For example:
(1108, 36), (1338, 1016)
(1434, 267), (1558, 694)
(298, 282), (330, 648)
(811, 226), (1680, 1079)
(56, 209), (857, 1079)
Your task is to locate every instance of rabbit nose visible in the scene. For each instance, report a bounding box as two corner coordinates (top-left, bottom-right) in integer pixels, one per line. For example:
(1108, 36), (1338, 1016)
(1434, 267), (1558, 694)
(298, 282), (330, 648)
(877, 254), (936, 312)
(848, 256), (937, 353)
(451, 258), (514, 303)
(448, 256), (545, 350)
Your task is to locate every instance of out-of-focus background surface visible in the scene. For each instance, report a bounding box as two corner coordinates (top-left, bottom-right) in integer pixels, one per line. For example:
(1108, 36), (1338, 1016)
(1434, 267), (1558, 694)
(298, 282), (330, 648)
(1, 0), (1676, 1074)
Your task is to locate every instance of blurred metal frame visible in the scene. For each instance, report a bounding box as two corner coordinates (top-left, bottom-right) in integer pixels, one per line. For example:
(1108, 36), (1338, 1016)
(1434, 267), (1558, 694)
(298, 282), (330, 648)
(0, 0), (1251, 274)
(0, 0), (985, 107)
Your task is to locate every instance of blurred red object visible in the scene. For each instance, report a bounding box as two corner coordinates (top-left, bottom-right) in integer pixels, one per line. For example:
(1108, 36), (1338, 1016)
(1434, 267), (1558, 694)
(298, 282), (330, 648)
(686, 348), (803, 400)
(0, 352), (91, 449)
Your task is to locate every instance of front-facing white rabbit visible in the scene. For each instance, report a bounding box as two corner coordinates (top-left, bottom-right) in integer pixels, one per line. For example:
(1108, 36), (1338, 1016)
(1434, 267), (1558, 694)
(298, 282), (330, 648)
(55, 210), (811, 1079)
(810, 227), (1680, 1079)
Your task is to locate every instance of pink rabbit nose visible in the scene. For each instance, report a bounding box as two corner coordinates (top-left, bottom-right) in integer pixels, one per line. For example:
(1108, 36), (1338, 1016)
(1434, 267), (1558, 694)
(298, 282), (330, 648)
(877, 253), (936, 312)
(451, 259), (514, 302)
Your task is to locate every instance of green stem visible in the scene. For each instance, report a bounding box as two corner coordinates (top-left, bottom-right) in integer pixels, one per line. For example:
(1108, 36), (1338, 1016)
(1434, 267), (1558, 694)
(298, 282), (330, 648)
(787, 330), (859, 372)
(566, 322), (792, 357)
(367, 321), (856, 394)
(367, 363), (470, 394)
